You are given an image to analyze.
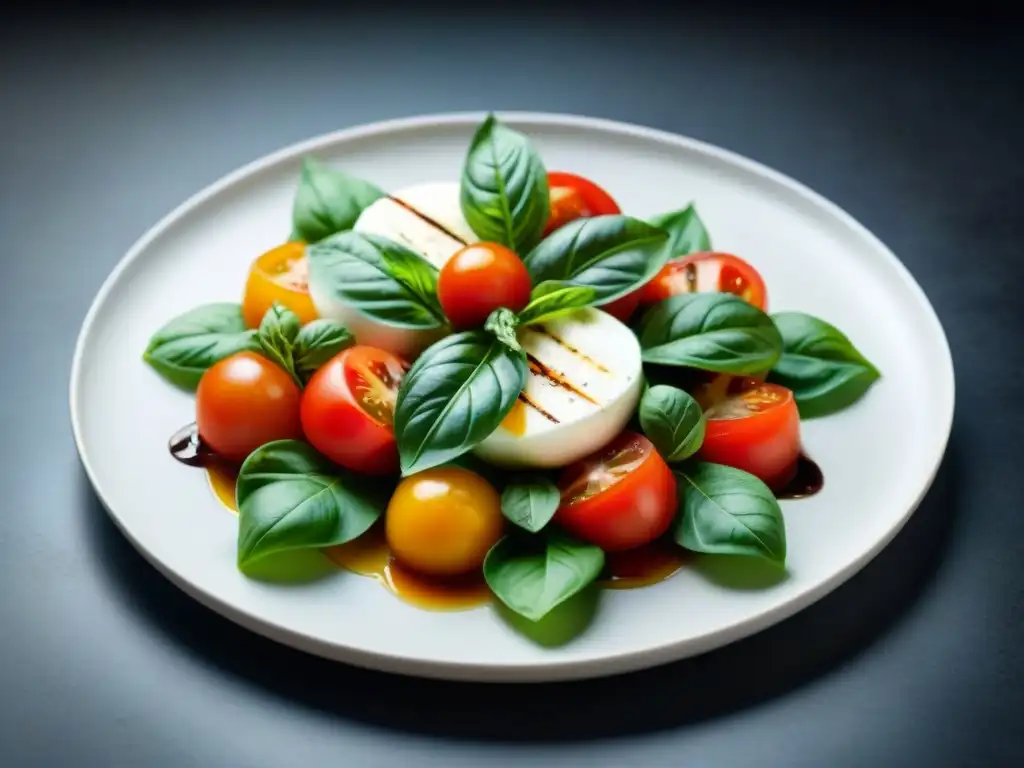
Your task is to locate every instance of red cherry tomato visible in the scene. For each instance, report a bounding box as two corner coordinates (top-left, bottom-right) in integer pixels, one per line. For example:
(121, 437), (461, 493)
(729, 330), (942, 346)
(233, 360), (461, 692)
(300, 345), (408, 475)
(544, 171), (622, 236)
(195, 351), (303, 463)
(437, 242), (532, 330)
(638, 251), (768, 311)
(555, 431), (678, 552)
(599, 292), (642, 323)
(698, 379), (801, 490)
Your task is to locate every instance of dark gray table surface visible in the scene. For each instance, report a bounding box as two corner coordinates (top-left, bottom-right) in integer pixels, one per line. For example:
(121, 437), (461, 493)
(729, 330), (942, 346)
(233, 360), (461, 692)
(2, 7), (1021, 767)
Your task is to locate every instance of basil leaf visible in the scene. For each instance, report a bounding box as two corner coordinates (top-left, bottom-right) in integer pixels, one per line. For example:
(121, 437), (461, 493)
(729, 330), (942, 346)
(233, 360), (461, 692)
(649, 204), (711, 256)
(638, 293), (782, 374)
(639, 385), (706, 462)
(518, 282), (598, 326)
(484, 530), (604, 621)
(484, 307), (521, 351)
(768, 312), (881, 418)
(460, 114), (550, 253)
(291, 157), (384, 244)
(292, 319), (355, 381)
(393, 330), (528, 475)
(378, 242), (444, 320)
(673, 462), (786, 566)
(236, 440), (389, 568)
(143, 303), (258, 390)
(500, 475), (561, 532)
(521, 215), (670, 306)
(256, 303), (302, 384)
(307, 231), (446, 329)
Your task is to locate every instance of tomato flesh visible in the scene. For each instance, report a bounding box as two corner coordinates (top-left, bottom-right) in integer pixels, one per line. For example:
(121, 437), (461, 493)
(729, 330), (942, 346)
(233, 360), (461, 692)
(698, 380), (801, 490)
(438, 242), (532, 330)
(195, 351), (303, 463)
(638, 251), (768, 311)
(242, 241), (319, 328)
(300, 346), (407, 475)
(556, 431), (677, 552)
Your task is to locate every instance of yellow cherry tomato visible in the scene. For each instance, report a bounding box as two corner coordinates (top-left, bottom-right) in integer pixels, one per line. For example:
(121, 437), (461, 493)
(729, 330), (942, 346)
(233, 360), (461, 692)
(386, 467), (504, 577)
(241, 241), (319, 329)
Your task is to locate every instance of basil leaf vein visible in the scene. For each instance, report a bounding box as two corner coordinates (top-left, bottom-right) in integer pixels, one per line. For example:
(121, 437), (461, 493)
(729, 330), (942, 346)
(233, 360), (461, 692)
(307, 231), (445, 329)
(673, 462), (786, 566)
(521, 215), (670, 307)
(638, 292), (782, 374)
(768, 311), (881, 418)
(291, 157), (384, 244)
(638, 385), (706, 462)
(143, 302), (258, 390)
(292, 319), (355, 381)
(236, 440), (388, 568)
(393, 330), (528, 475)
(518, 282), (598, 326)
(484, 530), (604, 621)
(460, 114), (550, 253)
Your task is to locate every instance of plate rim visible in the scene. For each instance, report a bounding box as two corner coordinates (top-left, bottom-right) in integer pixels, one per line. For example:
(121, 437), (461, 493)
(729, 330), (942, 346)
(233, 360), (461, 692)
(68, 110), (956, 682)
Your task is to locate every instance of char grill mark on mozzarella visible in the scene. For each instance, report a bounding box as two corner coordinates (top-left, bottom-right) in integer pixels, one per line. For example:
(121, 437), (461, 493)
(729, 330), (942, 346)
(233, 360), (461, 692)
(518, 392), (560, 423)
(525, 353), (600, 405)
(387, 194), (468, 247)
(536, 327), (611, 374)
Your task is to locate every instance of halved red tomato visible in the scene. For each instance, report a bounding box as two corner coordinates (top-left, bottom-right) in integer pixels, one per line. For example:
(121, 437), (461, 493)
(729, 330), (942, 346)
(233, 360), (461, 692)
(638, 251), (768, 311)
(555, 431), (677, 552)
(697, 379), (800, 490)
(300, 345), (408, 475)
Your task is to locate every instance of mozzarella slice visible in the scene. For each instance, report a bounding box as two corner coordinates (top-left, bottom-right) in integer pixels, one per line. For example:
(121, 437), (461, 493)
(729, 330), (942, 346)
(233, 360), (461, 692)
(473, 307), (643, 469)
(308, 180), (477, 356)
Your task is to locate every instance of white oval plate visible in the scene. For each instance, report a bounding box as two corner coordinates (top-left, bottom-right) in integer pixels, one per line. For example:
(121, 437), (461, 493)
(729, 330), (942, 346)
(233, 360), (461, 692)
(70, 112), (954, 682)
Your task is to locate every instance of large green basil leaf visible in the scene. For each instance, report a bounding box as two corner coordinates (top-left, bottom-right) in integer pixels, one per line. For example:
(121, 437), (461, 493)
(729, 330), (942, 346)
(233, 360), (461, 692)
(521, 215), (670, 307)
(673, 462), (786, 566)
(460, 114), (549, 253)
(638, 293), (782, 374)
(292, 319), (355, 381)
(500, 475), (561, 533)
(236, 440), (389, 569)
(291, 157), (384, 244)
(649, 204), (711, 256)
(768, 312), (881, 418)
(483, 530), (604, 621)
(517, 282), (598, 326)
(393, 330), (528, 475)
(307, 231), (446, 329)
(638, 385), (705, 462)
(143, 302), (258, 390)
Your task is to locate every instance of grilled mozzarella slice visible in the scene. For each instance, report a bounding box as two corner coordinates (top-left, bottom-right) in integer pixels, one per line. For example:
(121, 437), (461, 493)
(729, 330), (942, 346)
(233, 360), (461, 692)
(308, 180), (477, 356)
(474, 307), (643, 469)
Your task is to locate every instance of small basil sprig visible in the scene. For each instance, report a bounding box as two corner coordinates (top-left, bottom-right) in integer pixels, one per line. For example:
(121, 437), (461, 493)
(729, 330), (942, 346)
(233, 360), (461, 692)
(768, 312), (881, 418)
(637, 292), (782, 374)
(649, 204), (711, 257)
(290, 157), (384, 244)
(484, 529), (604, 622)
(484, 306), (521, 351)
(673, 462), (787, 566)
(307, 231), (446, 329)
(255, 303), (354, 385)
(460, 114), (550, 254)
(521, 215), (670, 312)
(638, 385), (705, 462)
(500, 475), (561, 533)
(236, 440), (390, 569)
(143, 302), (259, 390)
(392, 328), (528, 475)
(517, 282), (598, 326)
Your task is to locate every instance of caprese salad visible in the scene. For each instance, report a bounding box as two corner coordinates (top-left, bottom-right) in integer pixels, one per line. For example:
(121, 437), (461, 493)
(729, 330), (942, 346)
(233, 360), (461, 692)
(144, 114), (881, 630)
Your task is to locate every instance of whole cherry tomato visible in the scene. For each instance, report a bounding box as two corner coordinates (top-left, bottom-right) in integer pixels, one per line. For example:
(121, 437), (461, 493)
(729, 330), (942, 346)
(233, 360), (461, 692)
(437, 242), (532, 329)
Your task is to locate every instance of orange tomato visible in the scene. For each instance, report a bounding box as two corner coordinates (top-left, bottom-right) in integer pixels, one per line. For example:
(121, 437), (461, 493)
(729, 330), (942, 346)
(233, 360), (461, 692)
(241, 241), (319, 329)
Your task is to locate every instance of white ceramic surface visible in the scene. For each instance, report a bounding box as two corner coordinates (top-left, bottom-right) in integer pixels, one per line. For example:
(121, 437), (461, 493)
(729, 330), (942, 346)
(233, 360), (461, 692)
(69, 112), (955, 682)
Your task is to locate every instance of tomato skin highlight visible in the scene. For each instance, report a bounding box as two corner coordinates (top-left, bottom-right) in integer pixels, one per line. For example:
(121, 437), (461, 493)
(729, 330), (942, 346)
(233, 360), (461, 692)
(195, 351), (303, 463)
(555, 431), (678, 552)
(698, 381), (801, 490)
(437, 242), (533, 330)
(638, 251), (768, 311)
(299, 346), (407, 475)
(386, 466), (504, 577)
(242, 241), (319, 328)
